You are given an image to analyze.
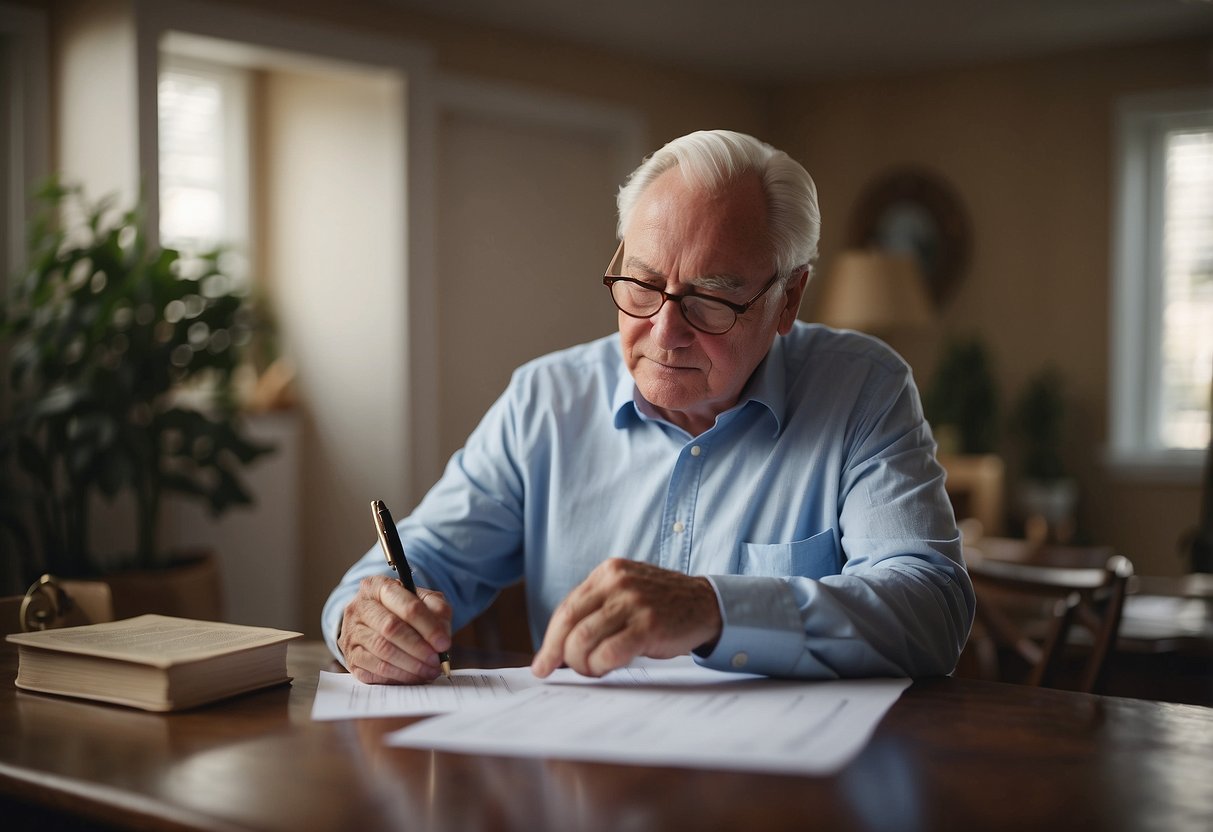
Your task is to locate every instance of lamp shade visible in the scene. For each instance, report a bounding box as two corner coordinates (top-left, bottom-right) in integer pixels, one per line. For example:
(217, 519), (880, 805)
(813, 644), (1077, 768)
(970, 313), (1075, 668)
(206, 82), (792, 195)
(814, 250), (933, 334)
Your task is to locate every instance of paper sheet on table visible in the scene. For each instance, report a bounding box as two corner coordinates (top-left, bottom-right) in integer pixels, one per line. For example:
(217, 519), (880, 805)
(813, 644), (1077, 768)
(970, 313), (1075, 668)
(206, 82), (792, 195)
(311, 656), (762, 720)
(386, 661), (910, 775)
(311, 668), (540, 719)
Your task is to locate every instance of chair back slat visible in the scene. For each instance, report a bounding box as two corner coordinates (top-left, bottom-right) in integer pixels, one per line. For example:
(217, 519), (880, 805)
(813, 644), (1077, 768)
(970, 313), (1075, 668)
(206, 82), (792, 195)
(963, 539), (1134, 693)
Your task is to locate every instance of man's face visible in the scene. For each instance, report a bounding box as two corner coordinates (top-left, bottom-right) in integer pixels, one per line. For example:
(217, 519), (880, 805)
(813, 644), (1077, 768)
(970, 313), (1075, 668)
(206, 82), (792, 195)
(617, 169), (807, 436)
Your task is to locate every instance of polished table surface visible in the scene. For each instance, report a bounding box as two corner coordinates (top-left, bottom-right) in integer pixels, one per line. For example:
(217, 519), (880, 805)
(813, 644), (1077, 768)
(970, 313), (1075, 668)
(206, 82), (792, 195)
(2, 641), (1211, 832)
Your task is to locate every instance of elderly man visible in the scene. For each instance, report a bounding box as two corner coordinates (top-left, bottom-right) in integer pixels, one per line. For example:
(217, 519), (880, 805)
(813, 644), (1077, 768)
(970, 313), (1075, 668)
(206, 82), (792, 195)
(323, 129), (974, 684)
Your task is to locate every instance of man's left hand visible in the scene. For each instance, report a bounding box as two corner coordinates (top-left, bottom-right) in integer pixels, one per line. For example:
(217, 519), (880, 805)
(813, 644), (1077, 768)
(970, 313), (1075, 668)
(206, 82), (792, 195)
(531, 558), (723, 678)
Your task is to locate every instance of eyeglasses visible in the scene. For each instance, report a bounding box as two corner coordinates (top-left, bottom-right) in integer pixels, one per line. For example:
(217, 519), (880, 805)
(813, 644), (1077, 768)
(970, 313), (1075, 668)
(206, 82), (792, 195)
(602, 240), (780, 335)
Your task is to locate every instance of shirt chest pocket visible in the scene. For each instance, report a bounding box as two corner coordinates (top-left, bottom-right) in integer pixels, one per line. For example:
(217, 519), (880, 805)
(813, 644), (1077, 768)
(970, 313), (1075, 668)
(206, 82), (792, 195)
(737, 528), (839, 579)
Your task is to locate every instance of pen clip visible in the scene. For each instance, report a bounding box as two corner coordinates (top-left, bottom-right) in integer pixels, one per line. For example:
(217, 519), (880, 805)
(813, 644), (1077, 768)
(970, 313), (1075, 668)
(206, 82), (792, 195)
(371, 499), (397, 570)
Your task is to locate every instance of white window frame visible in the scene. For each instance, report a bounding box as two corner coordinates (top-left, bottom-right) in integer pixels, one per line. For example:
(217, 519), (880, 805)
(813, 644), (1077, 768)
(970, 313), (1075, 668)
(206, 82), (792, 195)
(1108, 88), (1213, 482)
(157, 52), (253, 276)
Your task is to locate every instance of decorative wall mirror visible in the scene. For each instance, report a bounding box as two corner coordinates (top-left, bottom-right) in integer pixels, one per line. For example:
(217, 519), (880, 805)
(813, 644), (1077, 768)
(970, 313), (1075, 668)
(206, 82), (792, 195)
(847, 168), (972, 307)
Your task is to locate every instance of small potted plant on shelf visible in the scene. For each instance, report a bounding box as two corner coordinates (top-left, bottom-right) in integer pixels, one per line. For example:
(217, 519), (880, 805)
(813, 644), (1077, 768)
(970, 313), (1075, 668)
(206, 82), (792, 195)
(1010, 366), (1077, 543)
(0, 180), (273, 609)
(924, 335), (999, 456)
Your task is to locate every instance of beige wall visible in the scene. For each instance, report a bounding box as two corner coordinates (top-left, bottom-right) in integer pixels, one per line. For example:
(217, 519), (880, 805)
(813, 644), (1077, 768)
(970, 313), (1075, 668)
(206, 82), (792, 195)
(435, 112), (622, 457)
(51, 0), (141, 207)
(225, 0), (771, 148)
(260, 66), (407, 629)
(773, 38), (1212, 574)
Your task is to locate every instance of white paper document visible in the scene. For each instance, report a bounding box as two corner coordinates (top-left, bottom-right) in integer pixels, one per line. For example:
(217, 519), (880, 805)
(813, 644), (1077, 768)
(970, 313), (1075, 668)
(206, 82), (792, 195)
(383, 658), (910, 775)
(311, 668), (543, 719)
(311, 656), (761, 720)
(547, 655), (764, 687)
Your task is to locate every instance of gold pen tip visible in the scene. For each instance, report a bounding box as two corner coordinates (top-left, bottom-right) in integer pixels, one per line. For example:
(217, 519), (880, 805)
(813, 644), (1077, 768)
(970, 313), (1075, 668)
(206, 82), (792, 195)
(440, 660), (452, 678)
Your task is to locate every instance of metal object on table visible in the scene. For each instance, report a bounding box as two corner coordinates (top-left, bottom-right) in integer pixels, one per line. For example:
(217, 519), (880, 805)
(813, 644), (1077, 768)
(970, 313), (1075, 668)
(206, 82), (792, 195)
(19, 574), (74, 632)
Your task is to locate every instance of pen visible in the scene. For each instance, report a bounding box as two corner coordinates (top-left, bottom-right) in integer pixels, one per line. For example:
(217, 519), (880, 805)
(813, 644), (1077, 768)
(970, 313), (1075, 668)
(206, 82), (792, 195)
(371, 499), (452, 678)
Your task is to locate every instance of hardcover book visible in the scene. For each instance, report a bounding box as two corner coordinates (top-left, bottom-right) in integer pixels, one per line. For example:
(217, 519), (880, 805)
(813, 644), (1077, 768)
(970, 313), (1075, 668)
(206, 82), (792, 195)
(7, 614), (302, 712)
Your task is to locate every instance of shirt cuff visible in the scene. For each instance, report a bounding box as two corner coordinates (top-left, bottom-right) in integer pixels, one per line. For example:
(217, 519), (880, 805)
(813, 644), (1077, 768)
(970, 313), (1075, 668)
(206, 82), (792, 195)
(321, 589), (351, 669)
(694, 574), (805, 676)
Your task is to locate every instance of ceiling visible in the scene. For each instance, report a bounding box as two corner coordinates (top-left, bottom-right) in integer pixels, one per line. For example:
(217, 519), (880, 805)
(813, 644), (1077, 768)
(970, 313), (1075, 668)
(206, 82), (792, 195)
(381, 0), (1213, 81)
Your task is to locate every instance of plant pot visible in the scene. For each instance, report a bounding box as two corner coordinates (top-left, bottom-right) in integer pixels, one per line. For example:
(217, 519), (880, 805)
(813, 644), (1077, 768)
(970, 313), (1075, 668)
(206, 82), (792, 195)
(96, 550), (224, 621)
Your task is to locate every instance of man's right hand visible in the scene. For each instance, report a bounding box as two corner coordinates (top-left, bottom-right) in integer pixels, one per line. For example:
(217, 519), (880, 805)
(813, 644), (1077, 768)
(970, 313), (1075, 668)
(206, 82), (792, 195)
(338, 575), (453, 684)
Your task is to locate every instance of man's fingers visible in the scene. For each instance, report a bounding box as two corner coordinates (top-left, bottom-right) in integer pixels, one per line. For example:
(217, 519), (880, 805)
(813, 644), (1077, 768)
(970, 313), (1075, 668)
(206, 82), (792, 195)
(531, 610), (572, 677)
(532, 580), (607, 677)
(340, 597), (439, 674)
(532, 559), (724, 679)
(376, 581), (452, 654)
(584, 627), (647, 677)
(562, 605), (634, 677)
(338, 576), (453, 685)
(418, 588), (454, 649)
(343, 620), (441, 684)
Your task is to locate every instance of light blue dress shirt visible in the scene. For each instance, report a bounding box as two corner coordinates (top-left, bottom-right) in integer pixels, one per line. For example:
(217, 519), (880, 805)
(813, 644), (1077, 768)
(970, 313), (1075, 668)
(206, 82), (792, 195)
(322, 321), (975, 679)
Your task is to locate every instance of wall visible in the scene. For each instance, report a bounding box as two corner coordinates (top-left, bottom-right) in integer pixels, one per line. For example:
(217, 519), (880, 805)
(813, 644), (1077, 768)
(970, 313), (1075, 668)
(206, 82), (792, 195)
(435, 111), (622, 457)
(260, 66), (407, 628)
(223, 0), (770, 148)
(773, 37), (1212, 574)
(50, 0), (140, 207)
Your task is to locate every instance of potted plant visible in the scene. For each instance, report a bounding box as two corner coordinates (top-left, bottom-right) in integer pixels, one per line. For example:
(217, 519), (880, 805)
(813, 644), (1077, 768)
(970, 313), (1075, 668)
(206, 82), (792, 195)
(1010, 366), (1077, 543)
(924, 335), (999, 455)
(0, 180), (272, 608)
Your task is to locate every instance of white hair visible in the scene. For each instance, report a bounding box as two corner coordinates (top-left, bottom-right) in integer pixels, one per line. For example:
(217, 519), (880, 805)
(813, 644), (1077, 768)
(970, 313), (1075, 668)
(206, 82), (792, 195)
(616, 130), (821, 279)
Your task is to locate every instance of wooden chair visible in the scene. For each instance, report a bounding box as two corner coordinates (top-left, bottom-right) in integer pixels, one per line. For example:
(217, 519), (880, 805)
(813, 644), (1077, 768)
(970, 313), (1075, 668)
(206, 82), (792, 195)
(960, 538), (1134, 693)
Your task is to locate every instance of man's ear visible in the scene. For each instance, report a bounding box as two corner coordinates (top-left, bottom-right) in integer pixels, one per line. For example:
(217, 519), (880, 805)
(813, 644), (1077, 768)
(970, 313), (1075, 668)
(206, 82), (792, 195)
(777, 269), (810, 335)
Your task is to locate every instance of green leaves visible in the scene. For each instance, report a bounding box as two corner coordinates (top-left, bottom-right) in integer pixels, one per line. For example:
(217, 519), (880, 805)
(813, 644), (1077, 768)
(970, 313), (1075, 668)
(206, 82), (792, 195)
(924, 336), (999, 455)
(1011, 367), (1068, 481)
(155, 407), (269, 516)
(0, 180), (274, 578)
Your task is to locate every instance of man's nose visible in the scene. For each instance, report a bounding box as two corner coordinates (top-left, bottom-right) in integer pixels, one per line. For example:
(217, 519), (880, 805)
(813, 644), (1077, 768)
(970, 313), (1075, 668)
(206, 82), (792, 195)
(648, 297), (696, 348)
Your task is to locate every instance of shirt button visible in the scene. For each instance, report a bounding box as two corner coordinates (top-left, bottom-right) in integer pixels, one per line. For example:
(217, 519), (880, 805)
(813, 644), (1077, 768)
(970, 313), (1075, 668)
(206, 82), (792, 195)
(672, 521), (685, 533)
(690, 445), (702, 457)
(731, 652), (749, 669)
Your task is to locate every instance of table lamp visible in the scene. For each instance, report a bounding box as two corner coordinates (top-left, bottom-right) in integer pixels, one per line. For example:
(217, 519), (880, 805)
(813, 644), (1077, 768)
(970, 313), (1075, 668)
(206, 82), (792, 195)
(814, 249), (933, 334)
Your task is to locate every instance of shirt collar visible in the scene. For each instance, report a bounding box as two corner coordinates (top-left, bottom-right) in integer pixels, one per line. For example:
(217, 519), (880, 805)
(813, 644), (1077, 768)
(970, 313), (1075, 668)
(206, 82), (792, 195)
(744, 334), (788, 436)
(611, 335), (789, 437)
(611, 367), (642, 428)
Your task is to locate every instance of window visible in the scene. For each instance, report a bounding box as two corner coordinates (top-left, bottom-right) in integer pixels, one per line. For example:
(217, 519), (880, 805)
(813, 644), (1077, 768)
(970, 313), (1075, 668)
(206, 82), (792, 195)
(157, 55), (252, 286)
(1110, 90), (1213, 477)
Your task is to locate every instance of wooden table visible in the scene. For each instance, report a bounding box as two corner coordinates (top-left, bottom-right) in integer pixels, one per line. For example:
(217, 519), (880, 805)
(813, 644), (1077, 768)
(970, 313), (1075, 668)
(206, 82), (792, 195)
(2, 642), (1211, 832)
(1100, 573), (1213, 706)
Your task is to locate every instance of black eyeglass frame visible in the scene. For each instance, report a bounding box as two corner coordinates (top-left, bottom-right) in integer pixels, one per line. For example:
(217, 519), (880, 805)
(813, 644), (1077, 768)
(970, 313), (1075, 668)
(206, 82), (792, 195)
(601, 240), (782, 335)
